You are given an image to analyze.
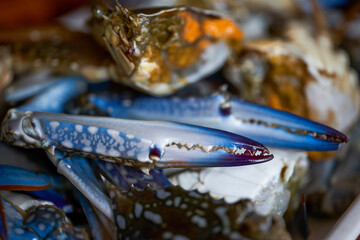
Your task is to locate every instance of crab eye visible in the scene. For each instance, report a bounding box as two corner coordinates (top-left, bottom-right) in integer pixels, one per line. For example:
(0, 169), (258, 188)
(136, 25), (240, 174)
(93, 6), (104, 19)
(22, 116), (42, 141)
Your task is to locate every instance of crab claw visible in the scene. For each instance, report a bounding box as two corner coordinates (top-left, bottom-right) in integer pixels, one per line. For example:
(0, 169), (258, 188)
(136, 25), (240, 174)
(228, 97), (348, 151)
(1, 110), (272, 170)
(141, 121), (273, 168)
(88, 93), (348, 151)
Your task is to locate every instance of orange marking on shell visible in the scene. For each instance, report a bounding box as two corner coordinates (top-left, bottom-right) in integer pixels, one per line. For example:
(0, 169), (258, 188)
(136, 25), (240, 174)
(198, 39), (211, 49)
(308, 151), (335, 161)
(268, 93), (285, 111)
(180, 11), (202, 43)
(202, 18), (243, 41)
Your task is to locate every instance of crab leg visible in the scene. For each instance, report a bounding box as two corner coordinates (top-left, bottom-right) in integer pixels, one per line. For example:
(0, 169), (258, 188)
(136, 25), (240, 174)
(1, 109), (272, 169)
(9, 75), (87, 113)
(5, 71), (55, 103)
(45, 150), (113, 220)
(95, 160), (171, 191)
(0, 164), (72, 214)
(75, 189), (116, 240)
(0, 165), (52, 191)
(88, 93), (348, 151)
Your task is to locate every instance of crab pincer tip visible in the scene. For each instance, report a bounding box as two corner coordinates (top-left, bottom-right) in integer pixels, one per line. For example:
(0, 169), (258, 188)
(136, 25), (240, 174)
(154, 123), (275, 168)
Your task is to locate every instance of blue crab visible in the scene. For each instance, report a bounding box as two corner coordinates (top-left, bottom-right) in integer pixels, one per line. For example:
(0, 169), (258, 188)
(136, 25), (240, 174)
(0, 70), (348, 231)
(1, 75), (274, 223)
(0, 3), (242, 96)
(0, 68), (348, 238)
(0, 2), (351, 239)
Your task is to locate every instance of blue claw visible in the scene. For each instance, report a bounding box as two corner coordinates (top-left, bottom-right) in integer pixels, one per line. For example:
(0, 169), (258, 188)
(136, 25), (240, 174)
(88, 93), (348, 151)
(1, 109), (272, 169)
(228, 97), (348, 150)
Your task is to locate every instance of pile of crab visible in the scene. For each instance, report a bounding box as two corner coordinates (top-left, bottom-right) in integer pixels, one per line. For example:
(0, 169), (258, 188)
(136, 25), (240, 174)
(0, 0), (359, 239)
